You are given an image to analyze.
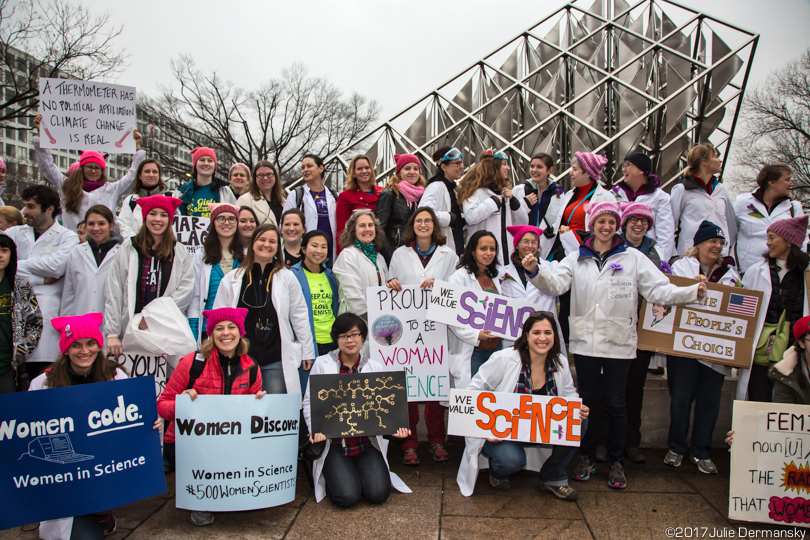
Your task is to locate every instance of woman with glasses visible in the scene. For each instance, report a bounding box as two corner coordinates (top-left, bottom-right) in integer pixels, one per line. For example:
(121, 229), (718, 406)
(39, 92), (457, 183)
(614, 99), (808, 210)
(336, 155), (383, 254)
(33, 113), (145, 232)
(422, 147), (466, 256)
(237, 160), (286, 227)
(512, 153), (565, 260)
(280, 209), (306, 268)
(375, 154), (426, 265)
(188, 204), (245, 345)
(303, 312), (411, 508)
(214, 223), (314, 398)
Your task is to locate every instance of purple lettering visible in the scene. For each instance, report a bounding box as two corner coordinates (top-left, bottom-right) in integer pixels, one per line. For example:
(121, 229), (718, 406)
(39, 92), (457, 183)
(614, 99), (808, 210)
(458, 291), (485, 329)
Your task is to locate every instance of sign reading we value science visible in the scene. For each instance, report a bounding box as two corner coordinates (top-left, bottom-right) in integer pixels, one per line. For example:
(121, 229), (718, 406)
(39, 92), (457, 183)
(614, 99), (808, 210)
(367, 286), (449, 401)
(38, 78), (137, 153)
(172, 216), (209, 255)
(636, 276), (763, 368)
(426, 280), (537, 340)
(447, 389), (582, 447)
(729, 401), (810, 527)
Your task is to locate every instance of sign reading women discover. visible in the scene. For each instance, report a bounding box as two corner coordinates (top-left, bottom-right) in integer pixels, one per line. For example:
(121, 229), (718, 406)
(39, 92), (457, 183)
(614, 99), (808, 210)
(175, 394), (299, 512)
(367, 285), (449, 401)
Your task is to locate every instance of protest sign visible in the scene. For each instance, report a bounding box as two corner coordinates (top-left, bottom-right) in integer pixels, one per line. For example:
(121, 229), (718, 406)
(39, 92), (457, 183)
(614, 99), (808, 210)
(636, 276), (763, 368)
(447, 389), (582, 446)
(426, 280), (537, 340)
(0, 377), (165, 529)
(173, 216), (209, 255)
(309, 372), (408, 438)
(116, 346), (168, 397)
(38, 78), (137, 153)
(175, 393), (299, 511)
(367, 286), (449, 401)
(729, 401), (810, 527)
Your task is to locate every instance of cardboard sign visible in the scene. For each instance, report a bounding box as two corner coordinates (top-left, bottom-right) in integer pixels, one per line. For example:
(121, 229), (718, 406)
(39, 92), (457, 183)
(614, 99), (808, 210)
(116, 347), (168, 397)
(38, 78), (137, 153)
(175, 394), (299, 512)
(447, 389), (582, 446)
(367, 286), (450, 401)
(426, 280), (537, 340)
(309, 372), (408, 438)
(729, 401), (810, 527)
(172, 216), (209, 255)
(0, 377), (166, 529)
(636, 276), (763, 368)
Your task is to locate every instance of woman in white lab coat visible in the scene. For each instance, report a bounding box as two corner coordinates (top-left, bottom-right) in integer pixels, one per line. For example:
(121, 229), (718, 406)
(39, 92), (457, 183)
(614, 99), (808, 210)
(117, 159), (177, 238)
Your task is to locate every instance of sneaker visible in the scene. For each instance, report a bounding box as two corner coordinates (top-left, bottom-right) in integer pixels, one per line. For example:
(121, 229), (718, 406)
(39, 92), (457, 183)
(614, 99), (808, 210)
(607, 462), (627, 489)
(489, 474), (511, 490)
(429, 443), (449, 462)
(190, 511), (214, 526)
(626, 446), (646, 464)
(595, 445), (607, 463)
(572, 455), (596, 482)
(402, 448), (420, 465)
(96, 511), (116, 536)
(691, 456), (718, 474)
(648, 367), (665, 375)
(539, 483), (579, 501)
(663, 450), (683, 468)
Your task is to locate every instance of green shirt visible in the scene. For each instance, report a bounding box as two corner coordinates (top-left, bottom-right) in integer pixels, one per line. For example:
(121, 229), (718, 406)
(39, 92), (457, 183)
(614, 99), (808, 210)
(0, 275), (12, 376)
(304, 268), (334, 345)
(186, 183), (217, 217)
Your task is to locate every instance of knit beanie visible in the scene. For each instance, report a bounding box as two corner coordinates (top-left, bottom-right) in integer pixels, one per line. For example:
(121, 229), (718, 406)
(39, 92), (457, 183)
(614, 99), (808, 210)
(67, 162), (80, 175)
(79, 151), (106, 171)
(191, 147), (217, 170)
(624, 153), (652, 175)
(229, 163), (251, 183)
(0, 158), (5, 171)
(574, 152), (608, 181)
(794, 315), (810, 341)
(136, 194), (182, 217)
(693, 220), (725, 246)
(506, 225), (544, 249)
(585, 201), (621, 230)
(209, 203), (239, 221)
(767, 215), (809, 248)
(394, 154), (420, 175)
(619, 201), (655, 229)
(51, 312), (104, 355)
(203, 307), (248, 338)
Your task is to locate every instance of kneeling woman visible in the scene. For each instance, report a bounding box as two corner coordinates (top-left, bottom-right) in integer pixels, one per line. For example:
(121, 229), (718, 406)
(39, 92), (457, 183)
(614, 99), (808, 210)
(457, 312), (588, 500)
(303, 313), (411, 508)
(158, 307), (266, 526)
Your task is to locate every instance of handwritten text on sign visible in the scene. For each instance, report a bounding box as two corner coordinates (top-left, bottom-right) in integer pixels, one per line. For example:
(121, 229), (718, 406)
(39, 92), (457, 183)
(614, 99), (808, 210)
(367, 286), (449, 401)
(426, 280), (537, 340)
(447, 389), (582, 446)
(729, 401), (810, 527)
(115, 348), (167, 397)
(38, 78), (137, 153)
(172, 216), (209, 255)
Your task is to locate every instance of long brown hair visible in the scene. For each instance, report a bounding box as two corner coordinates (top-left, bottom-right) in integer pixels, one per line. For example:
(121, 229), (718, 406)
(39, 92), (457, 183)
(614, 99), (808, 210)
(344, 155), (377, 191)
(238, 223), (284, 291)
(513, 311), (562, 370)
(132, 209), (177, 260)
(63, 167), (109, 214)
(339, 208), (385, 250)
(131, 159), (167, 193)
(456, 154), (507, 203)
(44, 351), (124, 388)
(250, 160), (286, 207)
(402, 207), (446, 246)
(202, 211), (245, 265)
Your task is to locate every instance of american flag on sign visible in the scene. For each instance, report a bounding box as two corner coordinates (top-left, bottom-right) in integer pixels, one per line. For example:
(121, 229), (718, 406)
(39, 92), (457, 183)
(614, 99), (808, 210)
(727, 293), (758, 317)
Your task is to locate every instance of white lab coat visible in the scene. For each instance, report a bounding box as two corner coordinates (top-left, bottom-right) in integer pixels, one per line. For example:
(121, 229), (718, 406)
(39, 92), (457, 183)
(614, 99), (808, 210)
(670, 180), (737, 257)
(302, 350), (411, 502)
(60, 241), (121, 323)
(733, 193), (807, 274)
(529, 242), (700, 359)
(187, 250), (237, 346)
(461, 188), (528, 266)
(213, 266), (315, 403)
(282, 185), (337, 261)
(735, 259), (809, 400)
(546, 183), (616, 259)
(420, 181), (457, 253)
(103, 239), (194, 339)
(611, 186), (675, 260)
(513, 180), (566, 260)
(33, 136), (146, 231)
(237, 192), (279, 227)
(388, 244), (458, 286)
(456, 348), (578, 496)
(5, 223), (79, 363)
(332, 246), (389, 317)
(117, 192), (180, 238)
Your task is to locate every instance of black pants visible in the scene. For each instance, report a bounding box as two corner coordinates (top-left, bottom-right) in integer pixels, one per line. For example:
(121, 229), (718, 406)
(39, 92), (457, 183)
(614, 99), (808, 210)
(558, 291), (571, 344)
(597, 349), (652, 449)
(747, 363), (774, 402)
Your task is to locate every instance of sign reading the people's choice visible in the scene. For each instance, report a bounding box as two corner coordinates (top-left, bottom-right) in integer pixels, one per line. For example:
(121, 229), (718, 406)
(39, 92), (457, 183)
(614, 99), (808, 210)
(426, 280), (537, 340)
(173, 216), (209, 255)
(367, 286), (449, 401)
(729, 401), (810, 527)
(0, 377), (165, 530)
(636, 276), (763, 368)
(38, 78), (137, 153)
(447, 389), (582, 446)
(175, 394), (299, 511)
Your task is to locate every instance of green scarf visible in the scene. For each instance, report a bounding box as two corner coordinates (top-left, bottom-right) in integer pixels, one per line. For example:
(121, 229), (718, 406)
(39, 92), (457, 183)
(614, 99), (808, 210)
(354, 239), (381, 285)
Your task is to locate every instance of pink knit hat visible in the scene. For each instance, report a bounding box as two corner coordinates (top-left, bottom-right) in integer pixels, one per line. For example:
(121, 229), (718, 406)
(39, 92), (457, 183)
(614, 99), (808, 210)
(209, 203), (239, 221)
(574, 152), (608, 181)
(506, 225), (544, 249)
(394, 154), (420, 175)
(51, 312), (104, 355)
(229, 163), (251, 183)
(619, 201), (655, 229)
(585, 201), (621, 230)
(0, 158), (5, 171)
(767, 215), (809, 248)
(203, 307), (248, 338)
(136, 194), (182, 217)
(67, 162), (80, 175)
(191, 147), (217, 170)
(79, 150), (106, 171)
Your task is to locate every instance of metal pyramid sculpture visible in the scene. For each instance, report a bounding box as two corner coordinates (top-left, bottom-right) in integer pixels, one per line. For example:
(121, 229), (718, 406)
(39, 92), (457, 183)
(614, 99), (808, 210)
(317, 0), (758, 191)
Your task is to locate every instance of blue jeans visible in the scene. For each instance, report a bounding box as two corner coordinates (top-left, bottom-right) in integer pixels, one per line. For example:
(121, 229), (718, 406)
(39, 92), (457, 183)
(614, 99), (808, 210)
(666, 355), (725, 459)
(321, 445), (391, 508)
(471, 342), (503, 377)
(483, 419), (589, 486)
(574, 355), (633, 465)
(261, 362), (287, 394)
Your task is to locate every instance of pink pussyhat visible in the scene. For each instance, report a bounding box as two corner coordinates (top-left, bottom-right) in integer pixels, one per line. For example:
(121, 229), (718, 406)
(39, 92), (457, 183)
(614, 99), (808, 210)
(209, 203), (239, 221)
(585, 201), (621, 230)
(136, 194), (182, 217)
(51, 312), (104, 355)
(0, 158), (5, 171)
(191, 147), (217, 170)
(574, 151), (608, 181)
(67, 162), (80, 175)
(619, 201), (655, 229)
(203, 307), (248, 338)
(79, 150), (107, 171)
(506, 225), (544, 249)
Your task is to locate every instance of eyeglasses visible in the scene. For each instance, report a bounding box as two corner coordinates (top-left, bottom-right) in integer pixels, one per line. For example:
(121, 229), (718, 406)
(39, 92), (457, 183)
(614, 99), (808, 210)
(414, 218), (433, 225)
(215, 216), (237, 224)
(440, 148), (463, 163)
(256, 173), (275, 179)
(83, 165), (102, 172)
(518, 239), (539, 247)
(337, 332), (363, 342)
(627, 217), (648, 224)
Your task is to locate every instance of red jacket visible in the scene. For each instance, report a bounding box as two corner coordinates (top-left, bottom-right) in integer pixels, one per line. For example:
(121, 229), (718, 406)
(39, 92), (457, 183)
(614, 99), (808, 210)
(157, 350), (263, 443)
(335, 186), (384, 253)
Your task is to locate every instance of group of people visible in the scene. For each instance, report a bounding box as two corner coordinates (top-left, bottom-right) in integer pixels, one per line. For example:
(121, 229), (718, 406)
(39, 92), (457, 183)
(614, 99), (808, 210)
(2, 125), (809, 537)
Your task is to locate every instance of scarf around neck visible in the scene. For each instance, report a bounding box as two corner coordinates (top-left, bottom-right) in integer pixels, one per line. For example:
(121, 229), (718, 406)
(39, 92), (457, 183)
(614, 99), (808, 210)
(398, 181), (425, 206)
(83, 179), (106, 192)
(355, 239), (378, 265)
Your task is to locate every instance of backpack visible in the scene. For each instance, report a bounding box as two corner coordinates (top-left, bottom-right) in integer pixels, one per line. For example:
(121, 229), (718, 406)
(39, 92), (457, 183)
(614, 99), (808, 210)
(185, 353), (258, 390)
(294, 185), (338, 211)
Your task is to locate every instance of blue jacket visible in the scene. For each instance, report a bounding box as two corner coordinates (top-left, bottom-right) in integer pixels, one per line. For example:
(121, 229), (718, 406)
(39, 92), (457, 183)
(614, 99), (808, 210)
(290, 261), (339, 347)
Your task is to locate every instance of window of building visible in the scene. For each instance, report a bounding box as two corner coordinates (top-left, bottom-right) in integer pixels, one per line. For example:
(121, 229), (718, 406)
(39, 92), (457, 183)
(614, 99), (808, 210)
(5, 143), (14, 155)
(17, 130), (26, 143)
(17, 146), (26, 160)
(59, 156), (67, 169)
(19, 163), (27, 176)
(5, 127), (14, 139)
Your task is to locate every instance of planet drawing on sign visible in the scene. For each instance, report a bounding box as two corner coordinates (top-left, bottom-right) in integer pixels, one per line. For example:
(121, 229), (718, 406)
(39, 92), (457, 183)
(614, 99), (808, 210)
(371, 315), (403, 346)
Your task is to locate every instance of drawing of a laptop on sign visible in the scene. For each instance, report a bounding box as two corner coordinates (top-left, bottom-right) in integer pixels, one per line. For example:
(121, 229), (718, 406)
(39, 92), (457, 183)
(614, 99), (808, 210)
(19, 434), (93, 464)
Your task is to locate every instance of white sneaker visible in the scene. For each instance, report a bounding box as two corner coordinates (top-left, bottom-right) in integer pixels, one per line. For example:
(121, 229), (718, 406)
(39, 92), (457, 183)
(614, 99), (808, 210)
(691, 456), (718, 474)
(663, 450), (683, 467)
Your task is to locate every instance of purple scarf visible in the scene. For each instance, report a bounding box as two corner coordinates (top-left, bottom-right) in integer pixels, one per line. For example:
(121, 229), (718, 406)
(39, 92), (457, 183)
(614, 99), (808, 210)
(83, 179), (106, 192)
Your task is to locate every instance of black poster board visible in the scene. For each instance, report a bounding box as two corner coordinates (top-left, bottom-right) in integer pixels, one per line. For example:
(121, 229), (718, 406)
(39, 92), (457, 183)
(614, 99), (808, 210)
(309, 372), (409, 438)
